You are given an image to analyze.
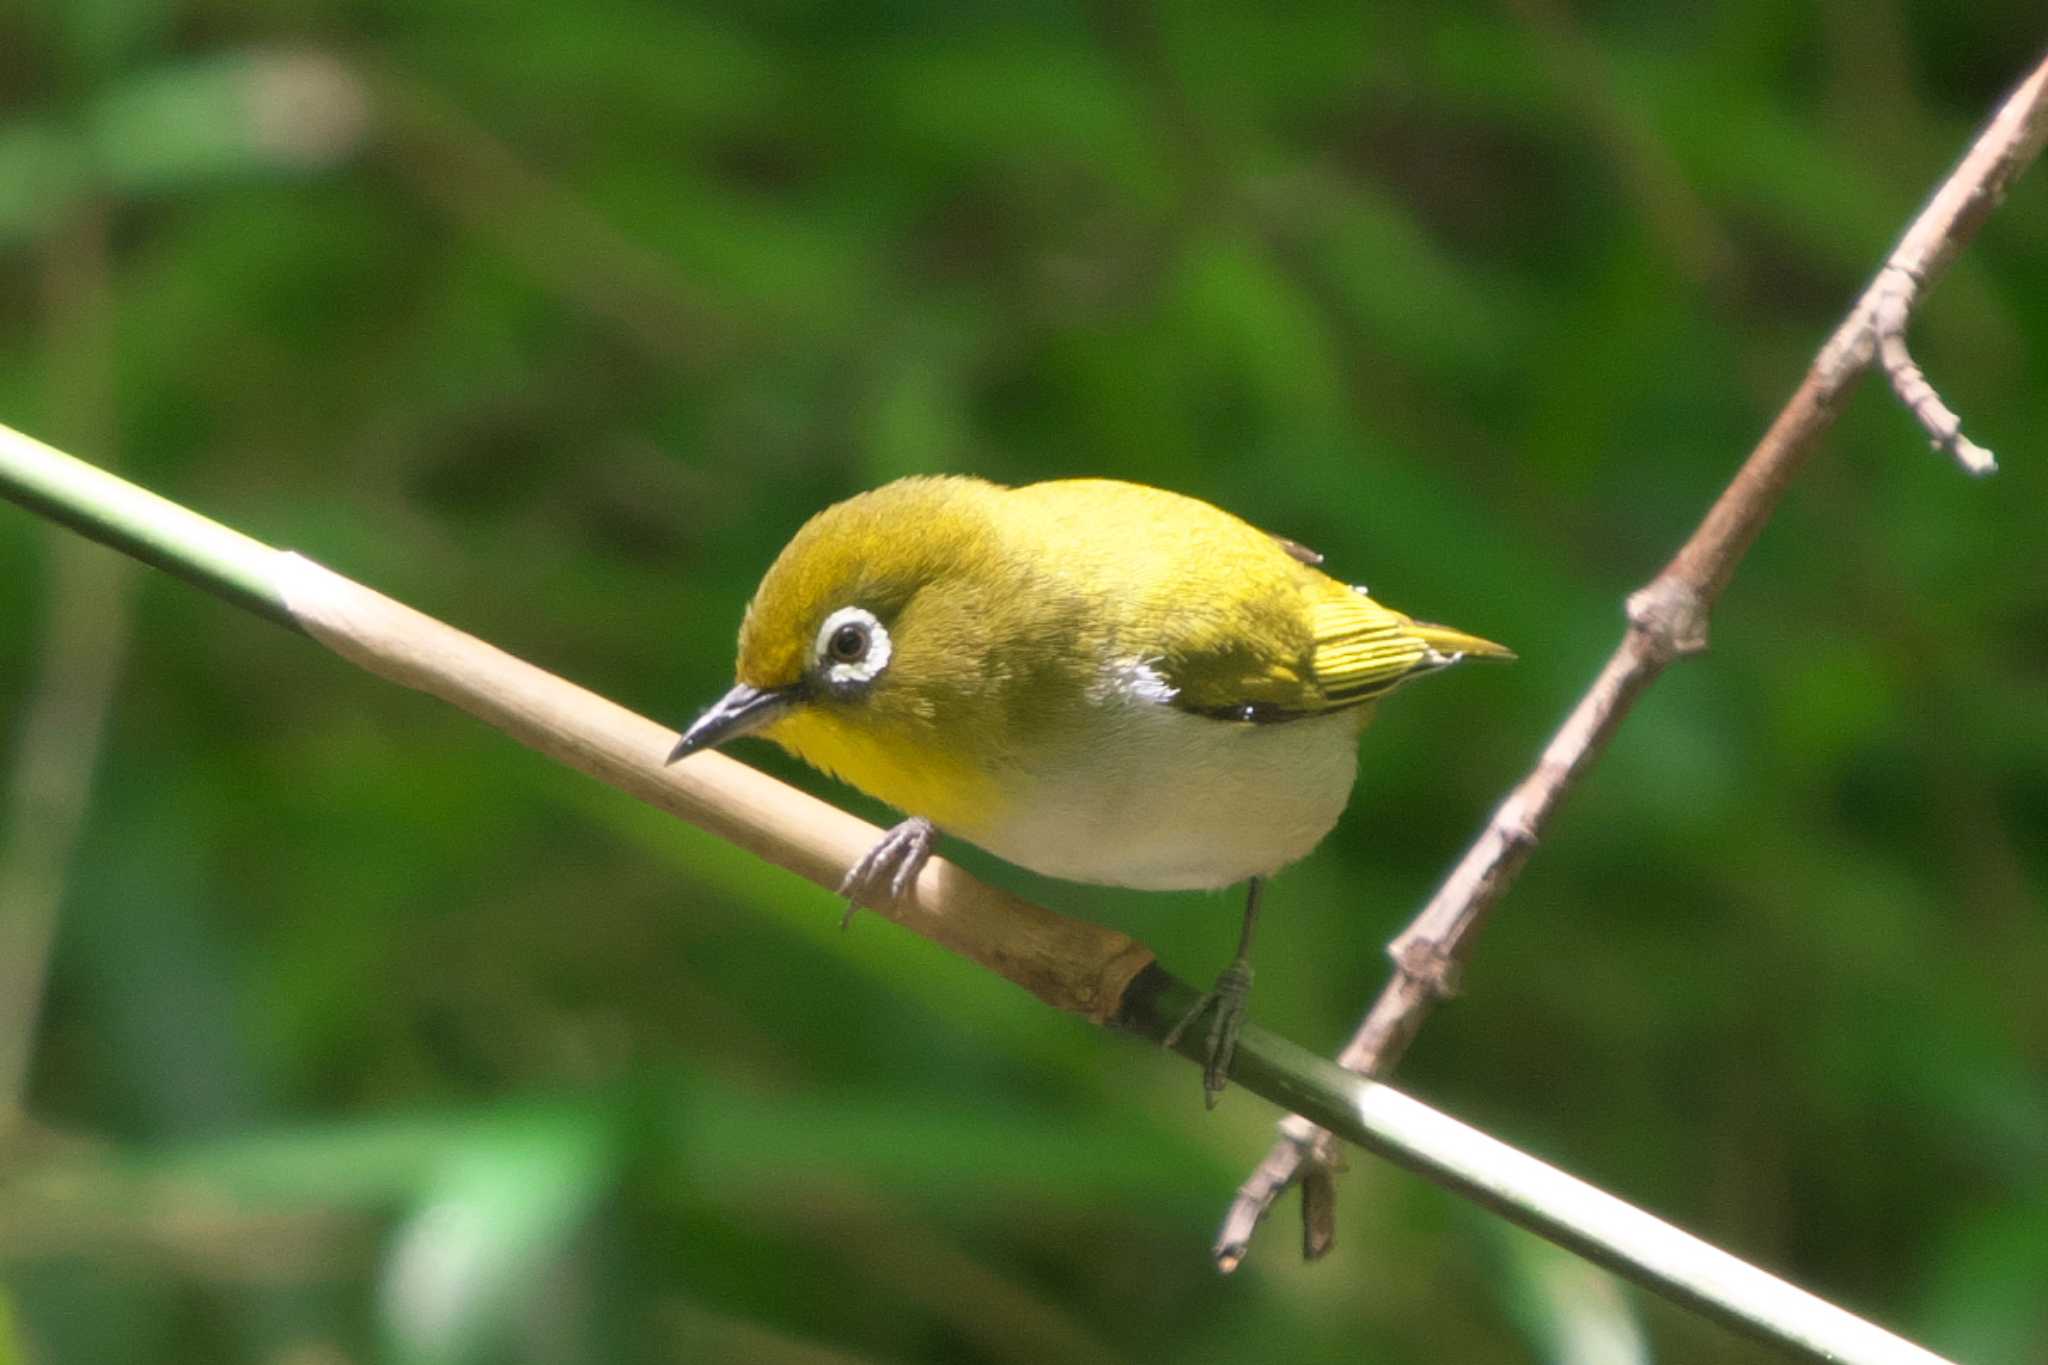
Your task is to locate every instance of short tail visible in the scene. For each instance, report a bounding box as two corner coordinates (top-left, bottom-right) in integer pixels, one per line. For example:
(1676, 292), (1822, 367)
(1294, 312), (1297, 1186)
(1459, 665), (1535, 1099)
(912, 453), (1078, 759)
(1404, 618), (1515, 661)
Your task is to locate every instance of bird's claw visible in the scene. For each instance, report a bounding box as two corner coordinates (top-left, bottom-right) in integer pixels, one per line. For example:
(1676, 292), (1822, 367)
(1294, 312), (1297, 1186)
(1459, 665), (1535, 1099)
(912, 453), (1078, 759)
(836, 816), (935, 929)
(1162, 957), (1254, 1108)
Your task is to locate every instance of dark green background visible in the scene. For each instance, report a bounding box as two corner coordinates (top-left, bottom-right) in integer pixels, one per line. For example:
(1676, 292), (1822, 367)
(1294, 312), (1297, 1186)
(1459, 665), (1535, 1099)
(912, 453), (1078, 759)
(2, 4), (2043, 1363)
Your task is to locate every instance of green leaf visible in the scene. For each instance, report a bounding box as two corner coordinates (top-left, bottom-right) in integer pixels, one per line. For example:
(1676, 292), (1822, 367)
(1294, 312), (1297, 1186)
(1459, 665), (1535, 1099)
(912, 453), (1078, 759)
(84, 52), (370, 197)
(379, 1104), (619, 1365)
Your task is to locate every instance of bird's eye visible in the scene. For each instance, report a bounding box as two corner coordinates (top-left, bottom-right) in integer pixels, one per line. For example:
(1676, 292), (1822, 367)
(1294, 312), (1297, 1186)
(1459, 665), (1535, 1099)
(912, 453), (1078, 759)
(813, 606), (892, 688)
(827, 621), (869, 662)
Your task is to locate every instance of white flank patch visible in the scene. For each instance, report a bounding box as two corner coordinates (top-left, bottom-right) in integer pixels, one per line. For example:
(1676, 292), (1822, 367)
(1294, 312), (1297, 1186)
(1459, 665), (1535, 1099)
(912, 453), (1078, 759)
(1088, 657), (1180, 706)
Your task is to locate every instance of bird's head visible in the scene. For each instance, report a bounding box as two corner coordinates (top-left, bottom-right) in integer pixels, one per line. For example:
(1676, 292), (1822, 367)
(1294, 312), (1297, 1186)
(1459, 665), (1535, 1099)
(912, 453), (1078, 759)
(667, 478), (1017, 801)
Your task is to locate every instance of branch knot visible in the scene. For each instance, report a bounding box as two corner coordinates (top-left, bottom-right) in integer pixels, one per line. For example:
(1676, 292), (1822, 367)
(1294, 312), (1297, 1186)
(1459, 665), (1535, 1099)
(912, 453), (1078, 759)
(1391, 935), (1463, 998)
(1626, 577), (1709, 660)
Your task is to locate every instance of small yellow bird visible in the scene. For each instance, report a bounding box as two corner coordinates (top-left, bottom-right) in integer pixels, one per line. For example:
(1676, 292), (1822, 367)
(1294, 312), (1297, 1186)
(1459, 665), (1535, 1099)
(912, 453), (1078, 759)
(669, 476), (1509, 1102)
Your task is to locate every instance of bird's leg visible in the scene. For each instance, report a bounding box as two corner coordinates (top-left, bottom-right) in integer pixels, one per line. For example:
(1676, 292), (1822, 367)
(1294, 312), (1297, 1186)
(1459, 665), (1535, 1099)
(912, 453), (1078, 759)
(836, 816), (936, 929)
(1163, 876), (1263, 1108)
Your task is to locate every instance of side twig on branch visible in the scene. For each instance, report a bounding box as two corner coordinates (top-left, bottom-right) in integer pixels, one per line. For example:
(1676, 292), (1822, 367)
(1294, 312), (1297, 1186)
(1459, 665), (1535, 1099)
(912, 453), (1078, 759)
(1217, 51), (2048, 1272)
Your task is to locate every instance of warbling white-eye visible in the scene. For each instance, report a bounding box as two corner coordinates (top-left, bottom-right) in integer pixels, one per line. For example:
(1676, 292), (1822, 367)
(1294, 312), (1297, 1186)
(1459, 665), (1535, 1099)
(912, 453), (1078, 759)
(669, 476), (1509, 1104)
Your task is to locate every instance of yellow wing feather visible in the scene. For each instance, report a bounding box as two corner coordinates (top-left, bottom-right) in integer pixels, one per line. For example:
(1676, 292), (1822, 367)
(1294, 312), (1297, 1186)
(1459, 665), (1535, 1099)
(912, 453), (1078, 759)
(1306, 594), (1429, 703)
(991, 480), (1509, 722)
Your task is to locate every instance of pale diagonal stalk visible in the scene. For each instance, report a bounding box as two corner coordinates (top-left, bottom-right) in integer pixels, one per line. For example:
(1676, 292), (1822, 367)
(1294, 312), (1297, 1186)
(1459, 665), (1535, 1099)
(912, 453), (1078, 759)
(0, 202), (132, 1113)
(0, 419), (1959, 1364)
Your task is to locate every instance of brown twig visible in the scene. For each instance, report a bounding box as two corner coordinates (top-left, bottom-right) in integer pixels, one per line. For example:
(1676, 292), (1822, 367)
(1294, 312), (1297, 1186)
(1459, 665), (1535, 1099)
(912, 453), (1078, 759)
(1217, 51), (2048, 1272)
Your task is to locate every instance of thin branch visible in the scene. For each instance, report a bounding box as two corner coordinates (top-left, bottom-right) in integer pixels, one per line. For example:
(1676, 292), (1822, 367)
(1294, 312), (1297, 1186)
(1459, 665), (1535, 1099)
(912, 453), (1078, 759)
(0, 420), (1957, 1363)
(368, 69), (742, 373)
(1218, 51), (2048, 1270)
(1502, 0), (1736, 289)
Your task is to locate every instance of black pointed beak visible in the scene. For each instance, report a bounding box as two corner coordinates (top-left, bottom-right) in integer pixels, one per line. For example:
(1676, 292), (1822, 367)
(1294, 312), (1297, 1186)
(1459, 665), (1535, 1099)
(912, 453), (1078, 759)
(667, 683), (797, 762)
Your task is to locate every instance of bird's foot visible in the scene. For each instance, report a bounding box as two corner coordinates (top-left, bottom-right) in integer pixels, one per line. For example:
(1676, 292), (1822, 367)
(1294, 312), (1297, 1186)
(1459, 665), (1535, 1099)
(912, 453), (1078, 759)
(836, 816), (935, 929)
(1162, 956), (1254, 1108)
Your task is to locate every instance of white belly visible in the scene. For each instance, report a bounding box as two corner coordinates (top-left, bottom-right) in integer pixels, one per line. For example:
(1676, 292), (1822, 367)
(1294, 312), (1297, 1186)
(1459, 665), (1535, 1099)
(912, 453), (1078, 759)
(967, 702), (1361, 891)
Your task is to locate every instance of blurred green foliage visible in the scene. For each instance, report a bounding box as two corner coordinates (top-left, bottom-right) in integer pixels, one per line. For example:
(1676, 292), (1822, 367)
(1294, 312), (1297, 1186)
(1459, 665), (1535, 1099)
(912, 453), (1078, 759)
(1, 2), (2044, 1363)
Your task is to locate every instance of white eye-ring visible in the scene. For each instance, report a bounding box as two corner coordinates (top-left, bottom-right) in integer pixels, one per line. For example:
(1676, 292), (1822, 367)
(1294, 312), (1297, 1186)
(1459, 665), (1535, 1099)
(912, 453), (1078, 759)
(814, 605), (891, 688)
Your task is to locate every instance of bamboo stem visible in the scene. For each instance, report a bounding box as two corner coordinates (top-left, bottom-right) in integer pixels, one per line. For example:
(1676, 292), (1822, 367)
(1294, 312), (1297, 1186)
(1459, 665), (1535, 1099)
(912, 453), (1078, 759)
(0, 419), (1958, 1362)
